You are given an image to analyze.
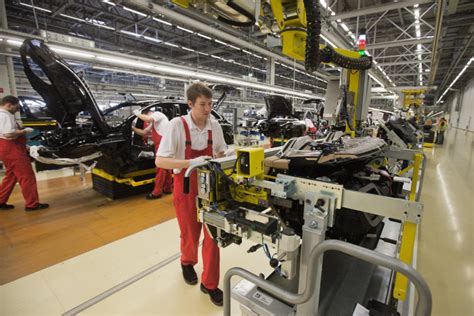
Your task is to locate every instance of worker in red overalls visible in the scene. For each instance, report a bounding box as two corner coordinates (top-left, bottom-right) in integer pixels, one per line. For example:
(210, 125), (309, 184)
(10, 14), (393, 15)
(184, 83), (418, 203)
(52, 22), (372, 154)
(133, 108), (172, 199)
(156, 83), (227, 306)
(0, 95), (49, 211)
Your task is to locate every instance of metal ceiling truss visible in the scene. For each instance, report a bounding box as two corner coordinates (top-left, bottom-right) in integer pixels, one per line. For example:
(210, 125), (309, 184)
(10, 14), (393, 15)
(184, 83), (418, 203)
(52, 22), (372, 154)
(6, 0), (329, 94)
(5, 0), (474, 103)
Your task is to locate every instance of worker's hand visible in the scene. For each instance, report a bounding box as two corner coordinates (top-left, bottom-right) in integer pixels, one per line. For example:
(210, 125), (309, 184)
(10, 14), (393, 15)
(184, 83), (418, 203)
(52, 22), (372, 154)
(133, 109), (141, 117)
(23, 127), (34, 134)
(189, 156), (212, 168)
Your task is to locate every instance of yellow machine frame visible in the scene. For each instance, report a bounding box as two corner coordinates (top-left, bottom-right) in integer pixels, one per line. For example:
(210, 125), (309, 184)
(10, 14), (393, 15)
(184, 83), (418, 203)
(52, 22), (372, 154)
(393, 152), (423, 300)
(92, 168), (156, 187)
(402, 89), (426, 110)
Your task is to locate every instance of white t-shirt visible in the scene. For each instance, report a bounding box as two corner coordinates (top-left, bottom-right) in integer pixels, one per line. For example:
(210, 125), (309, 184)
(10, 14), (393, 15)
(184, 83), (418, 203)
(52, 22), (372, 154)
(0, 109), (18, 139)
(157, 113), (227, 165)
(150, 111), (170, 136)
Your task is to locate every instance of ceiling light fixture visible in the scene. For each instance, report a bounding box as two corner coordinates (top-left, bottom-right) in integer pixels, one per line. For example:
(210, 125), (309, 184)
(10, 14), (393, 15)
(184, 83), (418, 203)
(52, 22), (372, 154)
(152, 17), (172, 26)
(437, 57), (473, 103)
(177, 26), (193, 34)
(197, 33), (212, 40)
(50, 46), (96, 59)
(123, 6), (147, 17)
(18, 2), (52, 13)
(101, 0), (116, 6)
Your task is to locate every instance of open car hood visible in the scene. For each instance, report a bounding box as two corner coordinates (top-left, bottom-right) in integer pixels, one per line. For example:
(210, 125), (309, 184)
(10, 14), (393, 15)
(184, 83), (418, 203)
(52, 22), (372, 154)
(264, 95), (294, 119)
(20, 39), (109, 133)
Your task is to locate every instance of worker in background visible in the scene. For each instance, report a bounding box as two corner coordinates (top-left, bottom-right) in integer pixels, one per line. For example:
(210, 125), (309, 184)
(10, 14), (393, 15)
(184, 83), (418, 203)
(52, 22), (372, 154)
(0, 95), (49, 211)
(436, 117), (447, 145)
(133, 108), (172, 199)
(156, 83), (227, 306)
(138, 109), (152, 145)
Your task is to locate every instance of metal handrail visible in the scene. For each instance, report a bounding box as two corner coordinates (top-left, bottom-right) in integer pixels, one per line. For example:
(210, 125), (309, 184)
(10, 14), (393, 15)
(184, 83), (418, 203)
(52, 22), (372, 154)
(183, 161), (208, 193)
(224, 239), (432, 316)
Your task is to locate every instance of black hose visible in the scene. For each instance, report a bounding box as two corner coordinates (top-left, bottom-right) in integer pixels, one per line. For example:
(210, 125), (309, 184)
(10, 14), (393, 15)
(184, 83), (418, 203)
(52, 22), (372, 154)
(303, 0), (320, 72)
(320, 46), (372, 70)
(217, 1), (256, 27)
(302, 0), (372, 71)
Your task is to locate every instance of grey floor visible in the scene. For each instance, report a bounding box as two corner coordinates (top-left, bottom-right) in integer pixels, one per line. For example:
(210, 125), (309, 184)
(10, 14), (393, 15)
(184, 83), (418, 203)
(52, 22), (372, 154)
(417, 128), (474, 316)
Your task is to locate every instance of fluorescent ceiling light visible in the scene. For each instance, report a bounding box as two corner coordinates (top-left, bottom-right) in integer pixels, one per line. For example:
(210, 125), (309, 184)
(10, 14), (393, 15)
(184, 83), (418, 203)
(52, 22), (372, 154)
(60, 14), (86, 22)
(369, 73), (385, 88)
(93, 24), (115, 30)
(414, 9), (420, 18)
(153, 17), (172, 26)
(181, 47), (195, 52)
(96, 56), (154, 70)
(101, 0), (116, 6)
(92, 66), (188, 83)
(60, 14), (115, 30)
(437, 57), (473, 103)
(320, 34), (337, 48)
(19, 2), (52, 13)
(120, 30), (139, 37)
(340, 23), (349, 32)
(177, 26), (193, 33)
(227, 44), (240, 50)
(123, 6), (147, 17)
(50, 46), (96, 59)
(197, 33), (212, 40)
(215, 39), (227, 46)
(164, 42), (179, 48)
(6, 39), (22, 46)
(319, 0), (328, 8)
(143, 35), (161, 43)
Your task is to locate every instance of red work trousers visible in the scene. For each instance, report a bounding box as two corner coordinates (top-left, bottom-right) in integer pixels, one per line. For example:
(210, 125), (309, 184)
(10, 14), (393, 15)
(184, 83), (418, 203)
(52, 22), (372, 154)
(0, 138), (39, 208)
(151, 132), (172, 196)
(173, 170), (220, 289)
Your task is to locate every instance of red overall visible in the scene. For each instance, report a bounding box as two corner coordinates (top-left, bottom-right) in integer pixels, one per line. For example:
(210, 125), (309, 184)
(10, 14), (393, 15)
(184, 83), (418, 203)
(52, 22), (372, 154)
(173, 117), (220, 289)
(0, 136), (39, 208)
(151, 126), (172, 196)
(142, 121), (149, 145)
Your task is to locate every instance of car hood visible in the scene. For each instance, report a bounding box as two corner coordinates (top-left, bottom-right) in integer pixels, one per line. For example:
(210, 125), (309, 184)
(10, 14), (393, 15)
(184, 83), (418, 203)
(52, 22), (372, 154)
(20, 39), (109, 133)
(264, 95), (294, 119)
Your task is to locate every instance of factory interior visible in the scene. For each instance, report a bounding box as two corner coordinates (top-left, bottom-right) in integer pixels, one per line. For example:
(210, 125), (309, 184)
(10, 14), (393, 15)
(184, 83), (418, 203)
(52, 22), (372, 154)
(0, 0), (473, 315)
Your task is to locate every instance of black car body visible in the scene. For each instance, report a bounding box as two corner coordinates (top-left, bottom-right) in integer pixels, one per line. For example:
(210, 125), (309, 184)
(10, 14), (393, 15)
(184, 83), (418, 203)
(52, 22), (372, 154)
(19, 38), (233, 176)
(257, 95), (306, 139)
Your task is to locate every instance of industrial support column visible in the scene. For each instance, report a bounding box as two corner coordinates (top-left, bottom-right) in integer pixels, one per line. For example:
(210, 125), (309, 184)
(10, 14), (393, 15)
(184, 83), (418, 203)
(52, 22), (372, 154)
(266, 57), (275, 85)
(0, 0), (17, 96)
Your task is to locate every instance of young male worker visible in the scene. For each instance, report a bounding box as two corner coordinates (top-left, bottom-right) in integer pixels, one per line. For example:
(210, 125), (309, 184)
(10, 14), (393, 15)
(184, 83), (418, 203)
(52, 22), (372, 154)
(156, 83), (227, 306)
(133, 108), (172, 199)
(0, 95), (49, 211)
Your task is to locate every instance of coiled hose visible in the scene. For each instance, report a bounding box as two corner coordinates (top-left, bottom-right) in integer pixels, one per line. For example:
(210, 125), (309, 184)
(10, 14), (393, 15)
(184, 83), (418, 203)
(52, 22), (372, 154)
(303, 0), (372, 71)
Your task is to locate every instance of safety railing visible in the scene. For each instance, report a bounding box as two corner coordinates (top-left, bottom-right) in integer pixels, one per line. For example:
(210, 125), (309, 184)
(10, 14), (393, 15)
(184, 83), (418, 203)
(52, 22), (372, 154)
(223, 239), (432, 316)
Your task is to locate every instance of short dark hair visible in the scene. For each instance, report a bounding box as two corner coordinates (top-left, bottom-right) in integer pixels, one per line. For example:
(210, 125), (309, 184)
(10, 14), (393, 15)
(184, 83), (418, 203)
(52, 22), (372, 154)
(186, 82), (212, 103)
(1, 95), (20, 106)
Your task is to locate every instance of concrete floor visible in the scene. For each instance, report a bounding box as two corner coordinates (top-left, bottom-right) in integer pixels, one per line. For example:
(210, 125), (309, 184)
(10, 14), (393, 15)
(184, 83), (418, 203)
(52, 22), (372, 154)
(1, 128), (473, 315)
(417, 129), (474, 316)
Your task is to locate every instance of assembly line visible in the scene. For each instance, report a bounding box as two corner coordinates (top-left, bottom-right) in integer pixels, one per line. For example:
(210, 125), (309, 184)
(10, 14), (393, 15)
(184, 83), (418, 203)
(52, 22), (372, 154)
(1, 0), (473, 315)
